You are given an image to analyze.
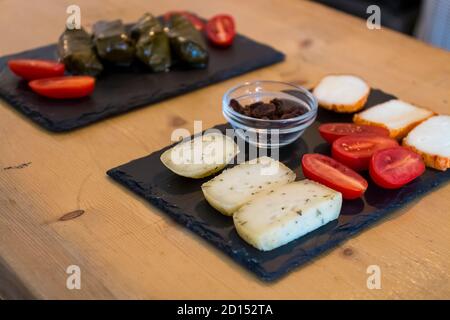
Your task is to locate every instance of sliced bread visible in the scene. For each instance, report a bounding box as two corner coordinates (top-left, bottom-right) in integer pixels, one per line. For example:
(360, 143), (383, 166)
(403, 115), (450, 171)
(353, 99), (435, 139)
(312, 74), (370, 113)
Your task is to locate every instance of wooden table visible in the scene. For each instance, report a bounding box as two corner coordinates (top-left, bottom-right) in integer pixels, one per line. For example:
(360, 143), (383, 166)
(1, 0), (449, 300)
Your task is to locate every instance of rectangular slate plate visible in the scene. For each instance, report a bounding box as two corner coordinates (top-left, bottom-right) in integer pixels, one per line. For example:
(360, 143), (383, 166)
(107, 89), (450, 281)
(0, 27), (284, 132)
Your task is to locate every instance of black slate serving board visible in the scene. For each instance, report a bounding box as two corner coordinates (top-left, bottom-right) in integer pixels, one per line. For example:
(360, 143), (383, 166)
(0, 30), (284, 132)
(107, 89), (450, 281)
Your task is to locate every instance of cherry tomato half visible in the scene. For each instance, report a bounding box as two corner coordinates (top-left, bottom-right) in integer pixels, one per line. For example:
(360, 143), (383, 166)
(332, 134), (399, 171)
(8, 59), (65, 81)
(206, 14), (236, 47)
(319, 123), (390, 144)
(29, 76), (95, 99)
(302, 153), (368, 199)
(164, 11), (205, 31)
(369, 147), (425, 189)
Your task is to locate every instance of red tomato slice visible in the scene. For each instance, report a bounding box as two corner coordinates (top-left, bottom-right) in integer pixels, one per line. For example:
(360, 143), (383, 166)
(8, 59), (65, 81)
(319, 123), (390, 144)
(332, 134), (399, 171)
(164, 11), (205, 31)
(369, 147), (425, 189)
(302, 153), (368, 199)
(206, 14), (236, 47)
(29, 76), (95, 99)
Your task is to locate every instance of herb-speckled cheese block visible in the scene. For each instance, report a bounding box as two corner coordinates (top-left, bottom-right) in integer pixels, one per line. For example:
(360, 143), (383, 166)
(201, 156), (296, 216)
(160, 133), (239, 179)
(233, 179), (342, 251)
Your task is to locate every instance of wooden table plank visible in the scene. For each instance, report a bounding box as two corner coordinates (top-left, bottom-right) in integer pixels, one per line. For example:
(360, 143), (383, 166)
(0, 0), (449, 299)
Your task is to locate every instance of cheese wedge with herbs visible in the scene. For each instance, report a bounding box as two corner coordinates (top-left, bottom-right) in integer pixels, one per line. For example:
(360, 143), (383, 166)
(160, 132), (239, 179)
(233, 179), (342, 251)
(201, 156), (296, 216)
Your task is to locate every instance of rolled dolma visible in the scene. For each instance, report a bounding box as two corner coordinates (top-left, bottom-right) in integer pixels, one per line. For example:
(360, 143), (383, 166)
(57, 28), (103, 77)
(92, 20), (135, 65)
(167, 14), (209, 68)
(132, 13), (171, 72)
(129, 13), (155, 41)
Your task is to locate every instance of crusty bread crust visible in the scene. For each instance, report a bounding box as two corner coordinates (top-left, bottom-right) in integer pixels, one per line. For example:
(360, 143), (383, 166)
(313, 74), (370, 114)
(319, 92), (369, 113)
(353, 112), (435, 140)
(403, 139), (450, 171)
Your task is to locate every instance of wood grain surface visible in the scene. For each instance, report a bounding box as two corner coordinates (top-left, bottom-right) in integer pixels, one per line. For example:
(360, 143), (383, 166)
(0, 0), (449, 299)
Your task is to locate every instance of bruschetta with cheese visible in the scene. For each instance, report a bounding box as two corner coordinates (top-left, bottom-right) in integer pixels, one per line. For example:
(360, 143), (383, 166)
(403, 115), (450, 171)
(353, 99), (435, 140)
(313, 74), (370, 113)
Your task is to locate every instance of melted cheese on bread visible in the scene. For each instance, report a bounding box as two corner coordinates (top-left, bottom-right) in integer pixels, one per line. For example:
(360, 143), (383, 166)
(313, 75), (370, 113)
(353, 99), (434, 139)
(403, 115), (450, 170)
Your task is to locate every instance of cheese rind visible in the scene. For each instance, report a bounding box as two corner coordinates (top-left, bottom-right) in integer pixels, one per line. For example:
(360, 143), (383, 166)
(160, 133), (239, 179)
(233, 180), (342, 251)
(201, 157), (296, 216)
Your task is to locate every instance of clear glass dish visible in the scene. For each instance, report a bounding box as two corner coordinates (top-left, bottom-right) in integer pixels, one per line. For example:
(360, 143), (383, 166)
(222, 80), (318, 148)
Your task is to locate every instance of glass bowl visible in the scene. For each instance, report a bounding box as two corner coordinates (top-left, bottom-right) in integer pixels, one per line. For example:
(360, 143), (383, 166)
(222, 80), (318, 148)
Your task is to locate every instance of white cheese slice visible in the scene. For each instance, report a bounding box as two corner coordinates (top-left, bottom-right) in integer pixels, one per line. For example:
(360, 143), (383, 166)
(201, 156), (296, 216)
(160, 132), (239, 179)
(404, 115), (450, 158)
(233, 179), (342, 251)
(313, 74), (369, 105)
(356, 99), (433, 130)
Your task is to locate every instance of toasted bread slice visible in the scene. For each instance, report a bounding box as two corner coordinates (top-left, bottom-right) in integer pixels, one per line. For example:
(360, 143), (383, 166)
(353, 99), (435, 140)
(403, 115), (450, 171)
(312, 75), (370, 113)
